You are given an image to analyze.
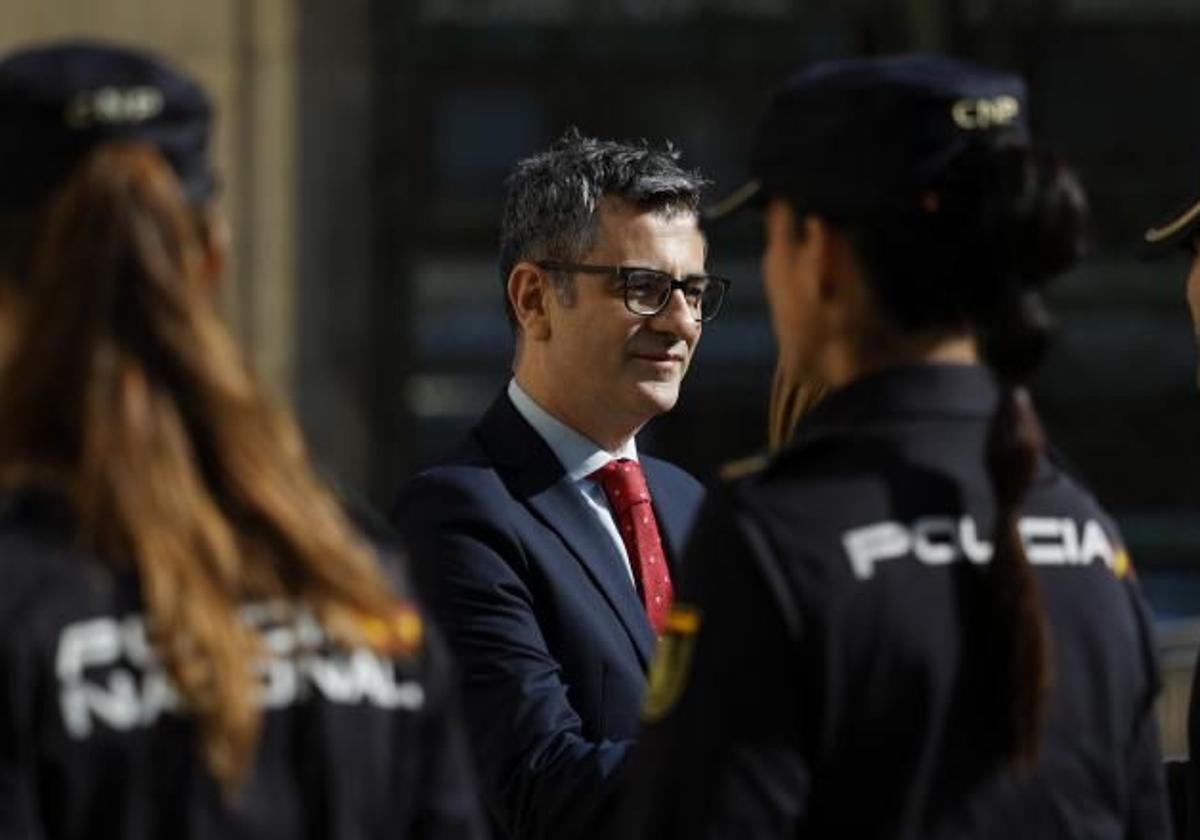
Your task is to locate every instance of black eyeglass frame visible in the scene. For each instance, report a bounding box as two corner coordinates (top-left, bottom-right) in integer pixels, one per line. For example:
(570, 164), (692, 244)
(535, 260), (730, 323)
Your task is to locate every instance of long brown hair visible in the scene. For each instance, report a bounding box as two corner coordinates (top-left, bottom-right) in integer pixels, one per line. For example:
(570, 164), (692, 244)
(767, 364), (828, 451)
(0, 143), (405, 787)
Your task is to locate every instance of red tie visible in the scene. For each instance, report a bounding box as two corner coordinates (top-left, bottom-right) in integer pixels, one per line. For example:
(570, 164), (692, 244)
(588, 459), (674, 635)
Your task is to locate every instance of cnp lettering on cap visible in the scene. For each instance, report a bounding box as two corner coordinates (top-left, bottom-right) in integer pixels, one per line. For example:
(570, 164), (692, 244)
(0, 42), (214, 208)
(65, 85), (164, 129)
(951, 94), (1020, 130)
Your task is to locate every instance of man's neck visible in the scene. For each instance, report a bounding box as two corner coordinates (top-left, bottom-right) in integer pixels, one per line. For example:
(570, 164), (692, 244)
(512, 372), (639, 454)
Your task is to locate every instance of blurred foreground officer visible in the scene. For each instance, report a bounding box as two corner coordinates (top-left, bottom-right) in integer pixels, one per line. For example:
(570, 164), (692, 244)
(627, 54), (1170, 839)
(0, 42), (484, 839)
(1142, 146), (1200, 839)
(391, 131), (719, 840)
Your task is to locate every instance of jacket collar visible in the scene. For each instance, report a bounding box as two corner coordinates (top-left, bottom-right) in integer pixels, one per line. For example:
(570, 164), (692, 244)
(793, 363), (1000, 447)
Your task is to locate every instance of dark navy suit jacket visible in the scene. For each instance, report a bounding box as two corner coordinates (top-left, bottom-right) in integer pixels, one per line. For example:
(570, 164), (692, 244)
(390, 393), (704, 840)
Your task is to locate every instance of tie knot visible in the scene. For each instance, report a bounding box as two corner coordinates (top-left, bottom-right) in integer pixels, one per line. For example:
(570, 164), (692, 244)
(588, 458), (650, 511)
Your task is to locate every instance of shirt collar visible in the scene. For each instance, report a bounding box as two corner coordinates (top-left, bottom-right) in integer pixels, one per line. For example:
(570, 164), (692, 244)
(507, 379), (638, 482)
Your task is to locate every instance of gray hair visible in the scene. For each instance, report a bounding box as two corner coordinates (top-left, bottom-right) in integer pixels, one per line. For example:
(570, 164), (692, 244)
(498, 128), (708, 326)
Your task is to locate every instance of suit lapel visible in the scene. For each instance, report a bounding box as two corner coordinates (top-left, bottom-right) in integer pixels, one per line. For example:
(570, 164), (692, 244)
(474, 394), (657, 669)
(525, 482), (657, 667)
(643, 459), (694, 576)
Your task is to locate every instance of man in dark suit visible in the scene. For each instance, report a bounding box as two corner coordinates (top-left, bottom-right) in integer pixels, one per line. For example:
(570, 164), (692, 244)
(390, 130), (727, 840)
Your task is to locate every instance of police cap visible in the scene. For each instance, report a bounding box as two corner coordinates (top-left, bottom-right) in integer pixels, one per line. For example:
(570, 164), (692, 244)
(0, 40), (214, 210)
(707, 53), (1031, 220)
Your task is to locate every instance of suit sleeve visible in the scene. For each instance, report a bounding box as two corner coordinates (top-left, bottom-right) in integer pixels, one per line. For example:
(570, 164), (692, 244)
(624, 487), (810, 840)
(391, 473), (631, 840)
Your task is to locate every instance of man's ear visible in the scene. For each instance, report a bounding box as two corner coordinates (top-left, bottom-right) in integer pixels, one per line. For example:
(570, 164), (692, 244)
(508, 261), (552, 341)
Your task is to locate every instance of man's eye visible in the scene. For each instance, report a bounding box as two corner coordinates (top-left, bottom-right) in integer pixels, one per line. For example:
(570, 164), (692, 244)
(627, 275), (664, 296)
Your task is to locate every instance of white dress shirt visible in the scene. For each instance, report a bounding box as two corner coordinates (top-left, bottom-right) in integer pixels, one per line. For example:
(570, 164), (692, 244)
(507, 379), (638, 588)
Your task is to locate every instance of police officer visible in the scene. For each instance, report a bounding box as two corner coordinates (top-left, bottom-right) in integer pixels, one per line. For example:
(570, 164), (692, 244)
(625, 54), (1170, 838)
(0, 42), (484, 839)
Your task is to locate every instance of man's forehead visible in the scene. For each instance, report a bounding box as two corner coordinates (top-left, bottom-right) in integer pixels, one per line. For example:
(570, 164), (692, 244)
(591, 198), (701, 240)
(587, 216), (705, 270)
(595, 192), (696, 216)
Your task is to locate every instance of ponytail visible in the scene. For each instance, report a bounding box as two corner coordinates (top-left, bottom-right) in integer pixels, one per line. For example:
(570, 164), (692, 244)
(0, 144), (410, 789)
(983, 380), (1049, 768)
(972, 281), (1055, 769)
(974, 149), (1086, 769)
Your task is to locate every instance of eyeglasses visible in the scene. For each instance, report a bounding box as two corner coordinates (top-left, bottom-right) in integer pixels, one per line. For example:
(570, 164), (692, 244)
(536, 261), (730, 323)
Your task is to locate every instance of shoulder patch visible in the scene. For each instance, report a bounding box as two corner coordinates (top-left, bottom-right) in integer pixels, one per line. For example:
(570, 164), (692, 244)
(1112, 546), (1135, 581)
(641, 604), (701, 724)
(359, 602), (424, 657)
(719, 453), (769, 481)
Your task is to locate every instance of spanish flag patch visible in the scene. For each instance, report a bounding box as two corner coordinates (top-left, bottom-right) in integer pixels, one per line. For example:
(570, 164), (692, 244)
(1112, 547), (1134, 581)
(360, 603), (424, 656)
(642, 604), (701, 724)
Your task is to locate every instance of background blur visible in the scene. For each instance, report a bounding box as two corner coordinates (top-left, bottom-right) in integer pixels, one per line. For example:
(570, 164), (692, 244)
(5, 0), (1200, 748)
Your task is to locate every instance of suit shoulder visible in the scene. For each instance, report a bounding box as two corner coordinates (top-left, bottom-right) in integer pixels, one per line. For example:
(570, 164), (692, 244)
(641, 455), (703, 494)
(394, 425), (489, 489)
(389, 438), (521, 538)
(393, 463), (510, 516)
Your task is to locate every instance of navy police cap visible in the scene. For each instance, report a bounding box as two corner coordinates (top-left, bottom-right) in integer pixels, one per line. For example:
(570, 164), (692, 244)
(0, 40), (214, 210)
(708, 53), (1031, 220)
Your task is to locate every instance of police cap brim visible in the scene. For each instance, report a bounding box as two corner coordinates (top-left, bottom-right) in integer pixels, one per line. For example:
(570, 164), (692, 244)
(703, 178), (765, 222)
(1141, 192), (1200, 260)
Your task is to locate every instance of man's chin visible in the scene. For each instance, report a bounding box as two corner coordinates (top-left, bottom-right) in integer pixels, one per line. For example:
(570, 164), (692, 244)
(632, 380), (682, 415)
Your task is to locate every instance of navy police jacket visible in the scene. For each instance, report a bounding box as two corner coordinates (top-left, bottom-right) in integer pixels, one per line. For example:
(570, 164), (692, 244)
(628, 363), (1170, 839)
(0, 490), (486, 840)
(391, 392), (703, 840)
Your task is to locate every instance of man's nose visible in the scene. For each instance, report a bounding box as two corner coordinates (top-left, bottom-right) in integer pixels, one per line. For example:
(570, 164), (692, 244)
(649, 288), (700, 340)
